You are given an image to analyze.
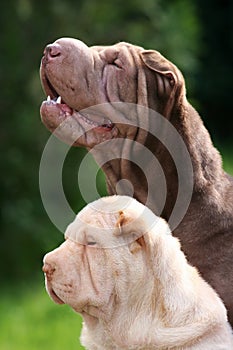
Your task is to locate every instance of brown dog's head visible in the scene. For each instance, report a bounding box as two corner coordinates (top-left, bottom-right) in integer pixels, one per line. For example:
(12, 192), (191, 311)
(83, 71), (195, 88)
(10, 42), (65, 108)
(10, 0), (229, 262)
(40, 38), (185, 148)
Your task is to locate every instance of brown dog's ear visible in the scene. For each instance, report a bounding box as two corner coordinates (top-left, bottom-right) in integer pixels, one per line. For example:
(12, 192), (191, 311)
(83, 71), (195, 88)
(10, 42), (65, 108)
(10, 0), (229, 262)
(140, 50), (177, 87)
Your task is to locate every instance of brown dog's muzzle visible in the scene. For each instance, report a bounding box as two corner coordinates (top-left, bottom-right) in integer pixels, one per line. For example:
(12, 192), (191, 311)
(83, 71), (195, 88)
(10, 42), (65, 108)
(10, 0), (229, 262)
(42, 43), (63, 69)
(45, 43), (62, 58)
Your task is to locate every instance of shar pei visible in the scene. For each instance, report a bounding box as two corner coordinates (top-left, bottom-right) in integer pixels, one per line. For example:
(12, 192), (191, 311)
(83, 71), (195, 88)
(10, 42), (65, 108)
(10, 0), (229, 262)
(42, 196), (233, 350)
(40, 38), (233, 325)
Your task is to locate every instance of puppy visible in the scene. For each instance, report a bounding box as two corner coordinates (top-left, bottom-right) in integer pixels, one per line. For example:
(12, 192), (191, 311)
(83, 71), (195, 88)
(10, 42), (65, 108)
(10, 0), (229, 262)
(43, 196), (233, 349)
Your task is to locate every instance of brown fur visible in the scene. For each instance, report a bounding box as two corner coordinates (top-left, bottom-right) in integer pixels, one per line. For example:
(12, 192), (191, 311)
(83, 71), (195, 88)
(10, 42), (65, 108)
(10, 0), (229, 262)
(40, 38), (233, 325)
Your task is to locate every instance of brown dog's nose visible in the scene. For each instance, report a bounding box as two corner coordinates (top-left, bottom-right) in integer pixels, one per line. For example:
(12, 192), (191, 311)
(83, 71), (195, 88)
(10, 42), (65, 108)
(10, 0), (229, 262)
(44, 43), (61, 58)
(42, 263), (55, 277)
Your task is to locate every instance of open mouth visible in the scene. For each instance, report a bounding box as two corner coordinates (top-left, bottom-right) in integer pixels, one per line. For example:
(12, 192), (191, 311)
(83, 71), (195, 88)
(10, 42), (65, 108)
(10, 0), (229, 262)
(41, 72), (114, 131)
(49, 287), (65, 305)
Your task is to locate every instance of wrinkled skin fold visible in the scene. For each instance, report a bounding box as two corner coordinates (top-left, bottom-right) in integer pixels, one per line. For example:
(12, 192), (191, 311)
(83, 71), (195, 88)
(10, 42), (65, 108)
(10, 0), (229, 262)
(40, 38), (233, 326)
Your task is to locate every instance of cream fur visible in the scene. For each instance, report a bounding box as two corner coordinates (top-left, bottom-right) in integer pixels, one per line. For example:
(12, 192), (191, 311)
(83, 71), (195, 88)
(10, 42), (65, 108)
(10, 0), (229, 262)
(43, 196), (233, 349)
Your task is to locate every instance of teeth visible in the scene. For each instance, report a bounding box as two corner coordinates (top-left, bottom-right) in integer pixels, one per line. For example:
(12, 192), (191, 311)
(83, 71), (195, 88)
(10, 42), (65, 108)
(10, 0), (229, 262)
(103, 118), (112, 126)
(46, 95), (62, 103)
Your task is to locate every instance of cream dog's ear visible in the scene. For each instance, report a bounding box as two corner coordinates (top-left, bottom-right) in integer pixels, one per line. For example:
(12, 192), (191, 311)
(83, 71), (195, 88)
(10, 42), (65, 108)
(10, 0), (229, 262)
(115, 210), (133, 234)
(115, 210), (145, 253)
(116, 210), (126, 228)
(115, 210), (125, 235)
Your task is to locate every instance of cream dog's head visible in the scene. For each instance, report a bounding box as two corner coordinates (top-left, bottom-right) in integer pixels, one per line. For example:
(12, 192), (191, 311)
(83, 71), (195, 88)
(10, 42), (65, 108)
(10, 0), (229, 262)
(42, 195), (169, 321)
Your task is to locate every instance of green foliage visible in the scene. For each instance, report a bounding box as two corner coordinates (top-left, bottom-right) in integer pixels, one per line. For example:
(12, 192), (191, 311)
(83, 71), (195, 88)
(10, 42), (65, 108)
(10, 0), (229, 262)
(195, 0), (233, 138)
(219, 145), (233, 176)
(224, 157), (233, 176)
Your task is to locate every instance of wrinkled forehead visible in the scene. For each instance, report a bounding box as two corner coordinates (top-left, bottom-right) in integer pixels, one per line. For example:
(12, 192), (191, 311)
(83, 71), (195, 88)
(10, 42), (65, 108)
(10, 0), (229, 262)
(77, 195), (142, 226)
(91, 41), (144, 61)
(78, 210), (119, 231)
(64, 196), (161, 247)
(64, 212), (142, 249)
(91, 41), (143, 52)
(71, 201), (133, 236)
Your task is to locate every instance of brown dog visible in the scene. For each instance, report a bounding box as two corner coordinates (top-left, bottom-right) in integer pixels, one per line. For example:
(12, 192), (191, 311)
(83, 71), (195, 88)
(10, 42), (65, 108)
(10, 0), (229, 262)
(40, 38), (233, 325)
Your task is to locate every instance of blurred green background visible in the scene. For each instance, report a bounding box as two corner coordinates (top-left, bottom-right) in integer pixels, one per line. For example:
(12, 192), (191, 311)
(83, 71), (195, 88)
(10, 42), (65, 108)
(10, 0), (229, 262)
(1, 0), (233, 349)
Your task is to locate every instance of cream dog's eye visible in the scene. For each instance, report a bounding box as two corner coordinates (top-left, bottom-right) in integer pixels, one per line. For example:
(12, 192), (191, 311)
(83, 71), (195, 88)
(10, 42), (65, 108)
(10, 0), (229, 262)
(87, 236), (97, 246)
(87, 241), (96, 246)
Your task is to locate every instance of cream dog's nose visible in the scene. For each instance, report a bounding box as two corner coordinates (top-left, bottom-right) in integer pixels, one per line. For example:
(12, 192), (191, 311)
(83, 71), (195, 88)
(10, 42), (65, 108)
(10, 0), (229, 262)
(42, 262), (55, 277)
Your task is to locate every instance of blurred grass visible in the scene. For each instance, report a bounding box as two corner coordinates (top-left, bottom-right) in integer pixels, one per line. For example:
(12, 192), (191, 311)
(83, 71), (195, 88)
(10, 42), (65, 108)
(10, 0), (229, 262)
(0, 277), (84, 350)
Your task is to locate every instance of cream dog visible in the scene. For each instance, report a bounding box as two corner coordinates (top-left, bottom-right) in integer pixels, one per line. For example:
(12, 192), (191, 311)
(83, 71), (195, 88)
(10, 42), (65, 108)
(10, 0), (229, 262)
(43, 196), (233, 349)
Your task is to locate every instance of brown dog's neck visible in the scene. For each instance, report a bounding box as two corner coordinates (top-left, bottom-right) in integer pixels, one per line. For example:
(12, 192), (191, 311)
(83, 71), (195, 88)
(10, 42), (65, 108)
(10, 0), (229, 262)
(168, 100), (233, 239)
(90, 100), (232, 238)
(175, 101), (224, 190)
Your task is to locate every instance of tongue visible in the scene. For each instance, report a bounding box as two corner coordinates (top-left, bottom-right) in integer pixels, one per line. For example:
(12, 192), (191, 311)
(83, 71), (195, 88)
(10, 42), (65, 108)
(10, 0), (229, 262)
(60, 103), (73, 115)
